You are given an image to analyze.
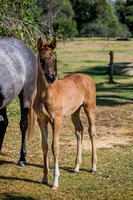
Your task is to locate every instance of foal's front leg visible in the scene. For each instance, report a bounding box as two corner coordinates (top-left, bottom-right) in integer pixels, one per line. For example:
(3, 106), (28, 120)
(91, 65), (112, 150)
(37, 118), (49, 184)
(51, 116), (62, 189)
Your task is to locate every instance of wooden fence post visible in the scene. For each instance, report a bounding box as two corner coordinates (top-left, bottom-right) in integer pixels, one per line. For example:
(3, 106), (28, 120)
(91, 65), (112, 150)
(109, 51), (114, 83)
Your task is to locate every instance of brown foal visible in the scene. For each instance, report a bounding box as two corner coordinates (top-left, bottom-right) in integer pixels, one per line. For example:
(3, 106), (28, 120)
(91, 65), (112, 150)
(33, 38), (97, 189)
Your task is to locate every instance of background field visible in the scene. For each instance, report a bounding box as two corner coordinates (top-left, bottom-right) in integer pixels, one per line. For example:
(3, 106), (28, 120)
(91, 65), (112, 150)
(0, 38), (133, 200)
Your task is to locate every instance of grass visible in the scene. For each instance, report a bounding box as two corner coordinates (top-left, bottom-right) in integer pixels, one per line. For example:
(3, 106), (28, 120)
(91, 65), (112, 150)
(0, 38), (133, 200)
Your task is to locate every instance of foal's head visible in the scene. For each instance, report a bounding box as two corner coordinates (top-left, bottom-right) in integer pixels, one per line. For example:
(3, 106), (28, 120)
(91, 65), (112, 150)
(37, 38), (56, 84)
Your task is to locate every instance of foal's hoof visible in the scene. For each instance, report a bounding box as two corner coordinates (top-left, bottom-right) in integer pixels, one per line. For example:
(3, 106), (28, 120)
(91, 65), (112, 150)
(90, 169), (96, 174)
(42, 180), (48, 185)
(73, 170), (78, 174)
(18, 160), (27, 167)
(52, 185), (58, 190)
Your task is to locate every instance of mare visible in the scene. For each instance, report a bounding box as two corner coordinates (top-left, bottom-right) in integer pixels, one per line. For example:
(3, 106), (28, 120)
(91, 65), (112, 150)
(0, 37), (38, 166)
(33, 38), (97, 189)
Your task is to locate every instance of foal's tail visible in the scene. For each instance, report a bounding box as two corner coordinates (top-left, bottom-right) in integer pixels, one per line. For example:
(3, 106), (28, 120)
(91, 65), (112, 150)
(27, 90), (36, 138)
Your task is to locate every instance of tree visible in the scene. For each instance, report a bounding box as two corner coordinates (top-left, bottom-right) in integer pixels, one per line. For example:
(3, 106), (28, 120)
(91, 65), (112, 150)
(53, 18), (78, 42)
(125, 0), (133, 35)
(0, 0), (44, 50)
(37, 0), (74, 36)
(71, 0), (120, 37)
(115, 0), (133, 36)
(70, 0), (98, 34)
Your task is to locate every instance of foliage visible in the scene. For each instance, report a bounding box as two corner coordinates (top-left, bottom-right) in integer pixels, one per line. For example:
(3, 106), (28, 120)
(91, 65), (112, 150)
(117, 23), (131, 37)
(0, 38), (133, 199)
(81, 23), (109, 37)
(95, 0), (120, 37)
(36, 0), (74, 37)
(0, 0), (45, 51)
(70, 0), (98, 34)
(71, 0), (120, 37)
(0, 0), (132, 45)
(115, 0), (133, 36)
(53, 18), (78, 41)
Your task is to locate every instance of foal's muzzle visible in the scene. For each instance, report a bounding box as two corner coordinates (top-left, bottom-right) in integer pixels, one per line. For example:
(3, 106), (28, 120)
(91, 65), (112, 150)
(45, 73), (55, 84)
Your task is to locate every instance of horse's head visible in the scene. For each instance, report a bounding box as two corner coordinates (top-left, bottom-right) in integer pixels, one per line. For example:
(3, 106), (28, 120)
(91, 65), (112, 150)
(37, 38), (56, 84)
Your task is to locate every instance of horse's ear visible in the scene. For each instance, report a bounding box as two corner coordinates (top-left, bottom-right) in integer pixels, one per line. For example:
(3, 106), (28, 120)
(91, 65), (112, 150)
(37, 38), (43, 50)
(49, 38), (56, 50)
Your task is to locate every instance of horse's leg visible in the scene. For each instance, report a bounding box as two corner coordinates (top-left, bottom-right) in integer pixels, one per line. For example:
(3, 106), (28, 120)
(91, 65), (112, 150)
(18, 93), (30, 166)
(0, 107), (8, 151)
(71, 107), (83, 173)
(51, 116), (62, 189)
(83, 105), (97, 173)
(37, 117), (49, 185)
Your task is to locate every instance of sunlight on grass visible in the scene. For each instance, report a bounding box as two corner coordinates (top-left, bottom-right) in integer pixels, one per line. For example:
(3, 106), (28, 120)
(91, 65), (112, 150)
(0, 38), (133, 199)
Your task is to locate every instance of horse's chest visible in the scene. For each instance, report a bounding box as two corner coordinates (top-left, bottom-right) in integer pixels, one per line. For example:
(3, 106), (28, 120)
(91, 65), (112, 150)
(34, 98), (60, 120)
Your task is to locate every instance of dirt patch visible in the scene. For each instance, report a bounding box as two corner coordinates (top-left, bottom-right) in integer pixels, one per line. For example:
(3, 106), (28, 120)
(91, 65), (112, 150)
(59, 104), (133, 151)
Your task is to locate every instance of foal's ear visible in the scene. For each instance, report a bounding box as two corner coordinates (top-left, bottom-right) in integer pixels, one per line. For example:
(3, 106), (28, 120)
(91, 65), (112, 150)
(49, 38), (56, 50)
(37, 38), (43, 50)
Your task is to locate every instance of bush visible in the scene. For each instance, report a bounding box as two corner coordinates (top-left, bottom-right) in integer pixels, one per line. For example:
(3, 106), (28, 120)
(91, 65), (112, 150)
(81, 23), (109, 37)
(117, 23), (132, 38)
(53, 18), (78, 41)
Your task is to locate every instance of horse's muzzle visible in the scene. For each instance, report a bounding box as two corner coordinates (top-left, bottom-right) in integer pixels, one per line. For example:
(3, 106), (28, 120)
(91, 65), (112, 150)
(45, 73), (56, 84)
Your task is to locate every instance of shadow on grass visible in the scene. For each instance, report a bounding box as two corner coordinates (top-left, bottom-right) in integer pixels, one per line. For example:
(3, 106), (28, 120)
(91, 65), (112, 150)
(60, 166), (91, 173)
(0, 159), (15, 165)
(0, 193), (36, 200)
(63, 65), (133, 106)
(96, 94), (133, 106)
(0, 159), (43, 169)
(27, 163), (43, 168)
(63, 65), (108, 76)
(0, 175), (40, 184)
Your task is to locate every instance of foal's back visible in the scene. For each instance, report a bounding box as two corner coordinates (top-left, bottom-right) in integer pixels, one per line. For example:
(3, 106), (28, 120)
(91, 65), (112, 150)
(46, 73), (96, 116)
(61, 73), (95, 114)
(0, 37), (37, 108)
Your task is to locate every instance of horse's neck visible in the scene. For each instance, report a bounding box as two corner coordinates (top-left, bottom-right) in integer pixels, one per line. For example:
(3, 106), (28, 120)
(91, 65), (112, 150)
(37, 64), (49, 96)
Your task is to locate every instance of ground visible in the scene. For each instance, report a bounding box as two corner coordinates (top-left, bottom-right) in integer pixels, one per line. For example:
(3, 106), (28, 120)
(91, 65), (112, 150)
(59, 103), (133, 152)
(0, 38), (133, 200)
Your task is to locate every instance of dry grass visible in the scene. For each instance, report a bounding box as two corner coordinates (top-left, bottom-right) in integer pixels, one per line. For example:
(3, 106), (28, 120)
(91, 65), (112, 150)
(0, 38), (133, 200)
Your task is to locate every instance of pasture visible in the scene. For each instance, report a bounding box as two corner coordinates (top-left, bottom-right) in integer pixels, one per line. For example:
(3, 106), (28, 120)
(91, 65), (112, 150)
(0, 38), (133, 200)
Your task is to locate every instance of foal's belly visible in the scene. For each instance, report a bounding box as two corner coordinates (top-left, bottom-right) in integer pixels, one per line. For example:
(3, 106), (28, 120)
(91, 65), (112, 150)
(62, 98), (83, 116)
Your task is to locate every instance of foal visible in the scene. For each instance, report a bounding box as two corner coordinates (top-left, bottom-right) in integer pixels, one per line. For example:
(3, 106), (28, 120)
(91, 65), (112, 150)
(33, 38), (97, 189)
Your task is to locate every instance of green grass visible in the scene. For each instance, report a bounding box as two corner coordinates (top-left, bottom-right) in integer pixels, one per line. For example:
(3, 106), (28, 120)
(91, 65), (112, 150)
(0, 38), (133, 199)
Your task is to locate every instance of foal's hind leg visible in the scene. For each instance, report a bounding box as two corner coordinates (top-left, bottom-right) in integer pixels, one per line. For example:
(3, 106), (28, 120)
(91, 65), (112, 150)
(18, 93), (30, 166)
(0, 108), (8, 151)
(71, 107), (83, 173)
(83, 105), (97, 173)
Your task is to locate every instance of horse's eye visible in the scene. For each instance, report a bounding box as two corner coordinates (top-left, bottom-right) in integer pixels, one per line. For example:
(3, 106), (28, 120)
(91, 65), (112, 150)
(40, 57), (45, 69)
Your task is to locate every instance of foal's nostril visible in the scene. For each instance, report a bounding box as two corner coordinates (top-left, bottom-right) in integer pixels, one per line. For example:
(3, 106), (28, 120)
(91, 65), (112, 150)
(48, 73), (54, 80)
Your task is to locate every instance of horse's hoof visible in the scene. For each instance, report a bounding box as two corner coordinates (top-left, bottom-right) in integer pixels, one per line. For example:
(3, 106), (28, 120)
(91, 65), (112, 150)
(90, 169), (96, 174)
(52, 185), (58, 190)
(73, 170), (78, 174)
(42, 179), (48, 185)
(42, 181), (48, 185)
(18, 160), (27, 167)
(42, 177), (48, 185)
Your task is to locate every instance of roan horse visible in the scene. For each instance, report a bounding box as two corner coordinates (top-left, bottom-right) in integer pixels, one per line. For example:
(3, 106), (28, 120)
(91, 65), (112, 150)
(33, 38), (97, 189)
(0, 37), (38, 166)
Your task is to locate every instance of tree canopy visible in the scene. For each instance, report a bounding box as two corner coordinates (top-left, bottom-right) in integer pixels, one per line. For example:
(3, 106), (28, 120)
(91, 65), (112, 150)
(0, 0), (132, 45)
